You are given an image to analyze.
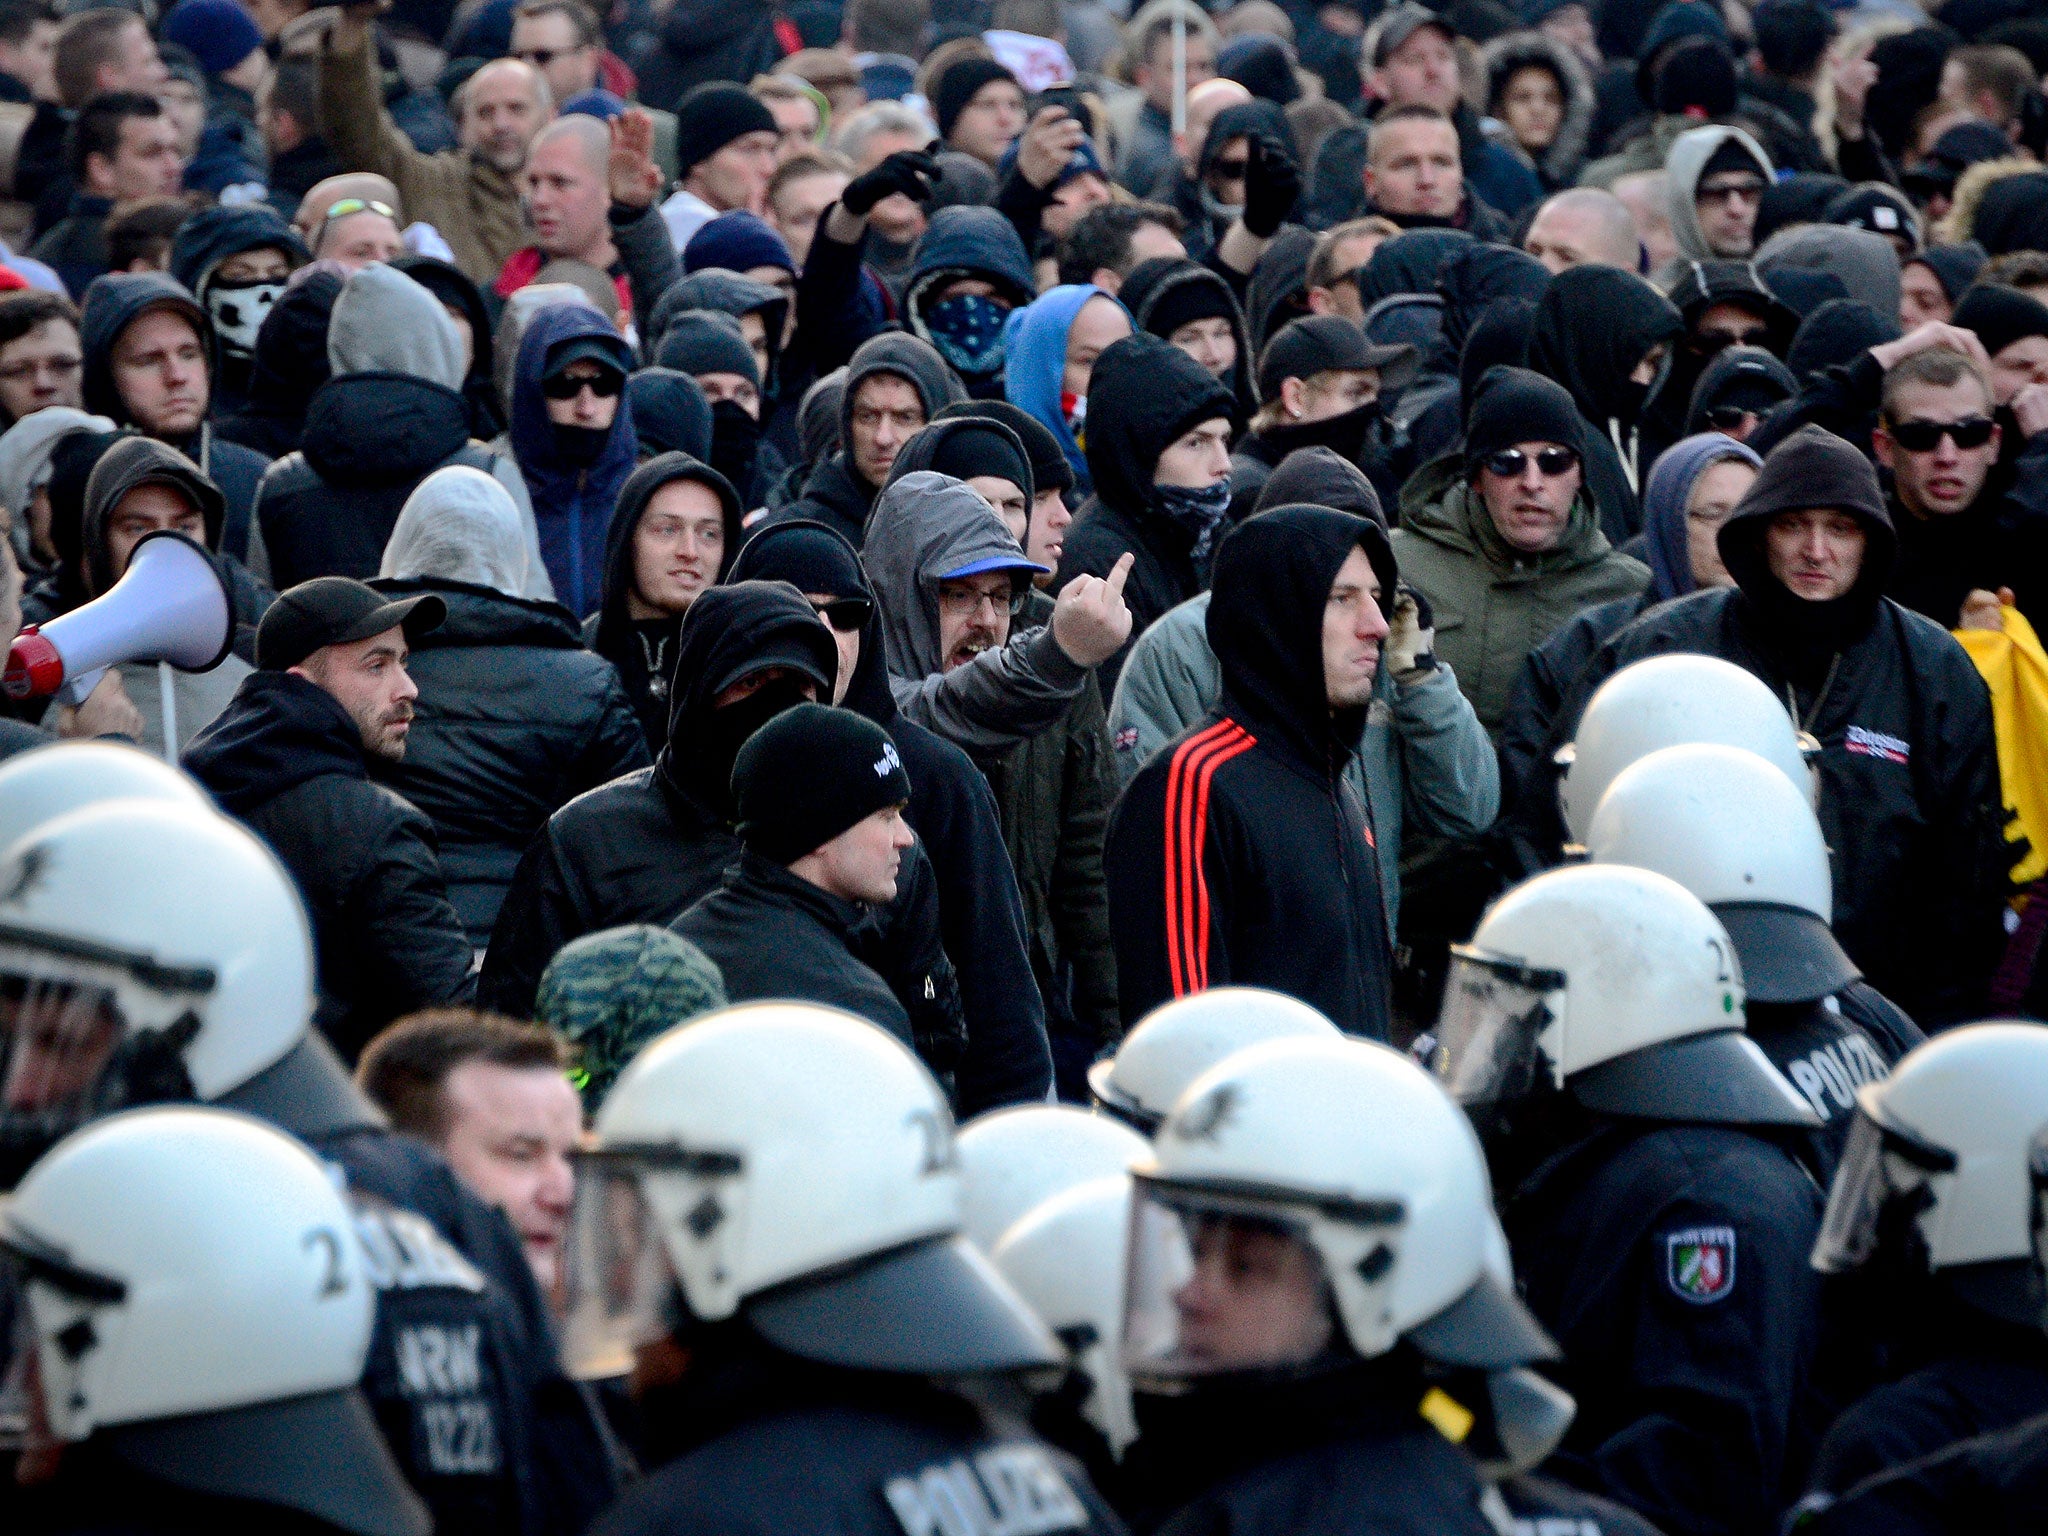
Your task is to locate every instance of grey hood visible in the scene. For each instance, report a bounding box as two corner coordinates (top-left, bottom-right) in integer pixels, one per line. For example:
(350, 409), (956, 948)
(328, 263), (466, 390)
(1664, 124), (1774, 260)
(379, 465), (530, 595)
(1757, 223), (1902, 327)
(0, 407), (115, 519)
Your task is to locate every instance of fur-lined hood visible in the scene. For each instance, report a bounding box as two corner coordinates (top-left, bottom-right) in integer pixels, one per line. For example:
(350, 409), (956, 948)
(1478, 30), (1593, 188)
(1938, 156), (2043, 248)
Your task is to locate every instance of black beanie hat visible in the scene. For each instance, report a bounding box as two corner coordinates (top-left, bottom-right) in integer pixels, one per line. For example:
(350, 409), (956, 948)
(936, 398), (1074, 495)
(1655, 36), (1739, 118)
(1786, 298), (1898, 381)
(674, 83), (778, 175)
(1907, 242), (1988, 302)
(657, 310), (761, 387)
(1464, 365), (1585, 470)
(733, 703), (913, 862)
(1257, 315), (1372, 403)
(925, 420), (1033, 496)
(934, 57), (1018, 142)
(1144, 276), (1239, 342)
(1953, 282), (2048, 360)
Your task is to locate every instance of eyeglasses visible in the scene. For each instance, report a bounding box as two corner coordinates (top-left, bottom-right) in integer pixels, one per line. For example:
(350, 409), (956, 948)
(1704, 404), (1761, 432)
(323, 198), (396, 222)
(937, 582), (1027, 618)
(542, 369), (624, 400)
(1696, 180), (1765, 206)
(1887, 416), (1995, 452)
(1482, 446), (1579, 478)
(812, 597), (872, 632)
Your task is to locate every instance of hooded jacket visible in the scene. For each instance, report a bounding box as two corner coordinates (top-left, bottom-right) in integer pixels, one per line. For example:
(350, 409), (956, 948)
(507, 305), (639, 618)
(860, 469), (1118, 1050)
(1526, 265), (1684, 544)
(899, 207), (1034, 401)
(1555, 426), (2008, 1026)
(1687, 344), (1797, 436)
(1057, 333), (1238, 696)
(185, 669), (478, 1060)
(1107, 447), (1500, 935)
(1244, 224), (1320, 361)
(1106, 505), (1395, 1036)
(217, 270), (342, 461)
(1393, 246), (1552, 488)
(1757, 224), (1903, 326)
(478, 582), (970, 1080)
(776, 332), (965, 548)
(1393, 449), (1650, 735)
(254, 264), (545, 597)
(80, 272), (271, 564)
(1001, 285), (1122, 500)
(167, 203), (308, 414)
(646, 269), (787, 397)
(1663, 124), (1775, 261)
(1481, 30), (1595, 190)
(586, 452), (745, 753)
(394, 254), (503, 439)
(1118, 256), (1255, 424)
(369, 468), (649, 944)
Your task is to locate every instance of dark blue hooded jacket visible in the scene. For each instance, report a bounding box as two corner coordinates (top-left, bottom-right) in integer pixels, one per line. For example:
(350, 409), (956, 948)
(78, 271), (272, 562)
(508, 306), (638, 618)
(902, 206), (1035, 400)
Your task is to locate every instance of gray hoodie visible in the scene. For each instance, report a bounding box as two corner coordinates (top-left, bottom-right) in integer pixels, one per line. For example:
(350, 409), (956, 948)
(1664, 124), (1774, 260)
(327, 263), (466, 389)
(1757, 224), (1903, 327)
(861, 470), (1091, 755)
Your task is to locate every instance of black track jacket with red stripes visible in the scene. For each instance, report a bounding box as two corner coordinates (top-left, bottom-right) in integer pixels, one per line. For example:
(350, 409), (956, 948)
(1106, 505), (1393, 1036)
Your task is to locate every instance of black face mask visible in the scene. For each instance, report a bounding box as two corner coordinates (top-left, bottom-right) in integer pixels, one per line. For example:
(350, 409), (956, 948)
(1269, 398), (1380, 463)
(708, 399), (761, 494)
(552, 422), (611, 466)
(696, 674), (815, 811)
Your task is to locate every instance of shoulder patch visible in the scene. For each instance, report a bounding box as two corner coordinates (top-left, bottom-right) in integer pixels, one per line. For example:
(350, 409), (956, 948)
(1664, 1225), (1736, 1304)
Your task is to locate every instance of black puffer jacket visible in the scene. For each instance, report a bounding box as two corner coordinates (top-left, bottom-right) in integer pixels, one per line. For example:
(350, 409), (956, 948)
(1106, 505), (1395, 1038)
(479, 582), (967, 1079)
(1556, 427), (2010, 1027)
(369, 578), (649, 945)
(183, 670), (478, 1060)
(1056, 333), (1238, 696)
(216, 270), (342, 461)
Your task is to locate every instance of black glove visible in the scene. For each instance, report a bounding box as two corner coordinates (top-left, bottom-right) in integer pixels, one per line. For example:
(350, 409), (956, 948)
(1241, 133), (1301, 240)
(842, 150), (942, 217)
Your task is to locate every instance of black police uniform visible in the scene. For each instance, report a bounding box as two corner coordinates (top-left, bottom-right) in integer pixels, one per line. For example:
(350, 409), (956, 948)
(1502, 1120), (1825, 1536)
(1747, 988), (1921, 1184)
(1497, 1472), (1672, 1535)
(1801, 1408), (2048, 1535)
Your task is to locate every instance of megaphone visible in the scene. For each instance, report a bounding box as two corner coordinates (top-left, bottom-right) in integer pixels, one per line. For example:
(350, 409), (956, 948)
(4, 530), (234, 705)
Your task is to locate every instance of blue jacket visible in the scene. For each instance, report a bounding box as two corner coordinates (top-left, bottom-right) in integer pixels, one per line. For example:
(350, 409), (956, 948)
(1002, 284), (1120, 500)
(508, 306), (637, 618)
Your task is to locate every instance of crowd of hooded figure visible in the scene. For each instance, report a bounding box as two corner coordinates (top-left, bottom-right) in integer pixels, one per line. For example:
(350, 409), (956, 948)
(4, 0), (2048, 1532)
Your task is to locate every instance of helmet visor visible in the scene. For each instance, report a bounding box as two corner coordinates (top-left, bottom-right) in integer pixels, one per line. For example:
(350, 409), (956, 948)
(1433, 948), (1566, 1107)
(558, 1152), (689, 1380)
(1121, 1179), (1352, 1389)
(1811, 1107), (1954, 1274)
(0, 974), (133, 1189)
(2029, 1132), (2048, 1316)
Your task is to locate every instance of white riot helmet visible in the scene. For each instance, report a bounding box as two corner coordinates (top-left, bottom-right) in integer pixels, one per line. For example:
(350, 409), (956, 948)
(563, 1002), (1060, 1379)
(1124, 1036), (1555, 1390)
(0, 802), (330, 1187)
(0, 741), (211, 853)
(1089, 987), (1341, 1131)
(1558, 654), (1818, 844)
(957, 1104), (1148, 1251)
(990, 1175), (1140, 1458)
(1587, 743), (1858, 1004)
(1437, 864), (1818, 1128)
(1815, 1022), (2048, 1327)
(0, 1106), (428, 1536)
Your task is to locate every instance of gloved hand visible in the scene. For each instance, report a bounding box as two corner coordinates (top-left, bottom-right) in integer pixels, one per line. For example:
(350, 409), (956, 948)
(1241, 133), (1301, 240)
(1384, 582), (1436, 683)
(842, 150), (941, 218)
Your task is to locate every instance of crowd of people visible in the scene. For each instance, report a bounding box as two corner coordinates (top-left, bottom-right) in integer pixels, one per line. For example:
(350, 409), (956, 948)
(1, 0), (2048, 1528)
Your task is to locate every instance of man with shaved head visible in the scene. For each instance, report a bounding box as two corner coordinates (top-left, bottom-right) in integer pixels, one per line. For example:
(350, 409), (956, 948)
(1524, 187), (1641, 274)
(1611, 170), (1679, 274)
(498, 114), (617, 301)
(314, 0), (551, 282)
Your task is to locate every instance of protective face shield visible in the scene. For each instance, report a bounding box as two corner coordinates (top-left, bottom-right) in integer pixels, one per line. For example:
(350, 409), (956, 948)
(2031, 1132), (2048, 1323)
(1433, 949), (1566, 1107)
(204, 278), (287, 361)
(1089, 987), (1341, 1132)
(1811, 1104), (1955, 1274)
(957, 1104), (1148, 1252)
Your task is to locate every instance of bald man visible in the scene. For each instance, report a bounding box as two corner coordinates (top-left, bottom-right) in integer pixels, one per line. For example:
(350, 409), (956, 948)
(316, 3), (552, 281)
(1611, 171), (1679, 275)
(1174, 77), (1252, 180)
(1524, 187), (1640, 274)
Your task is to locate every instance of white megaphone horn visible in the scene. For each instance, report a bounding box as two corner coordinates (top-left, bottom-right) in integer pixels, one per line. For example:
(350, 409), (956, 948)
(3, 530), (234, 707)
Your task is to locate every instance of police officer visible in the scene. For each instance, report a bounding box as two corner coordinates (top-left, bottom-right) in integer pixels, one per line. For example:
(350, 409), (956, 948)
(1585, 741), (1923, 1180)
(1113, 1032), (1561, 1534)
(1087, 986), (1341, 1133)
(956, 1103), (1148, 1252)
(564, 1001), (1128, 1536)
(3, 1106), (429, 1536)
(0, 797), (620, 1535)
(1792, 1023), (2048, 1519)
(1436, 863), (1825, 1536)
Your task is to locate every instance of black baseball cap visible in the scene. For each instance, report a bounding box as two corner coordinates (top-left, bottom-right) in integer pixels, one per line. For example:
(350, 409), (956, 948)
(257, 577), (445, 671)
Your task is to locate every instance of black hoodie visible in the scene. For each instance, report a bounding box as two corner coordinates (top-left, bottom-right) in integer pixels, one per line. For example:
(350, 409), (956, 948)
(725, 517), (1054, 1113)
(1118, 256), (1256, 423)
(1555, 426), (2009, 1027)
(479, 582), (968, 1078)
(217, 271), (342, 461)
(586, 453), (747, 754)
(184, 670), (478, 1060)
(1526, 265), (1684, 545)
(1105, 504), (1394, 1037)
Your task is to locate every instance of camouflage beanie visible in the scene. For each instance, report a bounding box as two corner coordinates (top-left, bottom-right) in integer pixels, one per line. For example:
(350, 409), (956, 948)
(535, 924), (728, 1106)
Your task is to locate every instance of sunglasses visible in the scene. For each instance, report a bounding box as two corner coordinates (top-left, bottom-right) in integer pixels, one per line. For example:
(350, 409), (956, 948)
(515, 46), (584, 66)
(1705, 404), (1761, 431)
(1887, 416), (1995, 452)
(1695, 327), (1770, 354)
(1697, 180), (1766, 206)
(542, 369), (624, 400)
(1482, 446), (1579, 479)
(324, 198), (396, 222)
(813, 597), (872, 632)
